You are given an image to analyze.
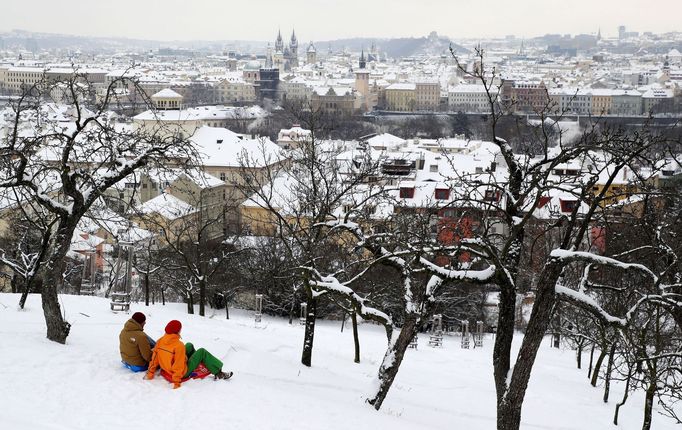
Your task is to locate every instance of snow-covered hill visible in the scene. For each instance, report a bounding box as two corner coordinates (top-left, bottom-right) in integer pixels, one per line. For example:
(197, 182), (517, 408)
(0, 293), (674, 430)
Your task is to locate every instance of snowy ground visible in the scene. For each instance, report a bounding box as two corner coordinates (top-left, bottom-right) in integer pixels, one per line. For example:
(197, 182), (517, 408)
(0, 293), (675, 430)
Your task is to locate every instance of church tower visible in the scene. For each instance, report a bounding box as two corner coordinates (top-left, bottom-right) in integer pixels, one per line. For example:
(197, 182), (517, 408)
(307, 42), (317, 65)
(290, 30), (298, 57)
(370, 42), (378, 62)
(265, 43), (273, 68)
(289, 30), (299, 68)
(355, 49), (370, 112)
(275, 30), (284, 53)
(663, 55), (671, 79)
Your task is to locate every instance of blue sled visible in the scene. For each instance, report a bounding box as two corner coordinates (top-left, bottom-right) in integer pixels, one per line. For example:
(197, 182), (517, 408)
(122, 361), (148, 372)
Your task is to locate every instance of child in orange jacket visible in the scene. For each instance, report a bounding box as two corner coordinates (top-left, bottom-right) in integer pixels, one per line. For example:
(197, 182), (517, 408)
(145, 320), (232, 388)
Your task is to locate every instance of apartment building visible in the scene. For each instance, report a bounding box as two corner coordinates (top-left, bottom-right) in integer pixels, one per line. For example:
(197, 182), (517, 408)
(611, 90), (642, 116)
(1, 66), (106, 94)
(385, 83), (416, 111)
(311, 86), (355, 116)
(501, 79), (550, 113)
(415, 81), (441, 111)
(448, 84), (494, 112)
(216, 76), (256, 103)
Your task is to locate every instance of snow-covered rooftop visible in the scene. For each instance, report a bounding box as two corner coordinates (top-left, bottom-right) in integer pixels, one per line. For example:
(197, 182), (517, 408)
(151, 88), (183, 99)
(190, 126), (283, 168)
(138, 193), (195, 220)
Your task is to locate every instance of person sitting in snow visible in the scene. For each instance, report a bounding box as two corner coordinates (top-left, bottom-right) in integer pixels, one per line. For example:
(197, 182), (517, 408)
(119, 312), (155, 371)
(145, 320), (232, 388)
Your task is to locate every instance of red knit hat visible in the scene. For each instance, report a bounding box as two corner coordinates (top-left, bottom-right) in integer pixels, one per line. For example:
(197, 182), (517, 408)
(131, 312), (146, 325)
(165, 320), (182, 334)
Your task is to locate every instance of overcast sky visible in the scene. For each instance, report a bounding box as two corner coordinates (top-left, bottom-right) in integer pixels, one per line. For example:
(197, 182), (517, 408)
(1, 0), (679, 42)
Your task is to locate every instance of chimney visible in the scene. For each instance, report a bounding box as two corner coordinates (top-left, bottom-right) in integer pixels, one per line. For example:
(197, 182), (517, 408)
(417, 154), (425, 170)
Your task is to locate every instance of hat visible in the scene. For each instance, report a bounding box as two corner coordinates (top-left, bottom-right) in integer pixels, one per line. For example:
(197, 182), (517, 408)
(131, 312), (146, 325)
(165, 320), (182, 334)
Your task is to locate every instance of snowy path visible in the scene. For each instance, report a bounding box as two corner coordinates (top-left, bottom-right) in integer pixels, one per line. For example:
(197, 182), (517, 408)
(0, 294), (675, 430)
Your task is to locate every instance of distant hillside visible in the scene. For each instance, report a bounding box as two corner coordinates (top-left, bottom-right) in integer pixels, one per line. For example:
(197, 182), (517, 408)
(319, 32), (469, 58)
(0, 30), (468, 59)
(0, 30), (264, 55)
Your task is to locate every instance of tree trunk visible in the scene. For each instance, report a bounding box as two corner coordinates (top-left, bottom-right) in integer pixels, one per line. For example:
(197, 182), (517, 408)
(614, 366), (632, 425)
(367, 313), (420, 410)
(225, 302), (230, 320)
(493, 284), (517, 405)
(496, 260), (563, 430)
(591, 347), (607, 387)
(144, 272), (150, 306)
(588, 343), (595, 379)
(603, 342), (616, 403)
(11, 273), (18, 294)
(352, 311), (360, 364)
(198, 277), (206, 316)
(186, 293), (194, 314)
(19, 277), (31, 309)
(641, 378), (656, 430)
(288, 290), (296, 325)
(577, 342), (583, 369)
(301, 293), (317, 367)
(161, 288), (166, 306)
(41, 223), (75, 344)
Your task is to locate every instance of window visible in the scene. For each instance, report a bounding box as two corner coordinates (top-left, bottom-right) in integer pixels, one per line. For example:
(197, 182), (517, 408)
(560, 200), (578, 213)
(484, 190), (500, 202)
(220, 172), (226, 181)
(429, 164), (438, 173)
(440, 208), (456, 218)
(435, 188), (450, 200)
(399, 187), (415, 199)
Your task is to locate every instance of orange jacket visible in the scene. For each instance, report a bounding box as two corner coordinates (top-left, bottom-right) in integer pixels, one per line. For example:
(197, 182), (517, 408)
(147, 333), (187, 385)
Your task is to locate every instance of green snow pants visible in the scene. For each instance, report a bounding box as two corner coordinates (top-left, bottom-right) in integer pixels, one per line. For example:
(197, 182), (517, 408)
(183, 342), (223, 377)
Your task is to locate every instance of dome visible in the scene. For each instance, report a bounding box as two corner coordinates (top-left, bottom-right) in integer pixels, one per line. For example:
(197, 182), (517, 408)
(244, 60), (262, 71)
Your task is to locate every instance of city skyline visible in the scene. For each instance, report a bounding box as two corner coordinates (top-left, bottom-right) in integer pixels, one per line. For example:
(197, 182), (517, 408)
(1, 0), (680, 43)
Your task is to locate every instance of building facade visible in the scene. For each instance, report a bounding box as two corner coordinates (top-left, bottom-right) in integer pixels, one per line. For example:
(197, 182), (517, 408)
(385, 83), (416, 111)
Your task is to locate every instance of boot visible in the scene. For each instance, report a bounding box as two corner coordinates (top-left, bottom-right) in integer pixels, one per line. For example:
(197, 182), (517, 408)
(215, 371), (233, 380)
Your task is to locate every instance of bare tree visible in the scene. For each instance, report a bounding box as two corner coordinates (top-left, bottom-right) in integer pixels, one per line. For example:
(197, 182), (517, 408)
(237, 101), (384, 367)
(0, 189), (54, 308)
(135, 186), (243, 316)
(447, 45), (681, 429)
(0, 72), (195, 343)
(305, 192), (499, 409)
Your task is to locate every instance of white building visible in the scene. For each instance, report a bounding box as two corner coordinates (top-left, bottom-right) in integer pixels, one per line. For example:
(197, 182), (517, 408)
(448, 84), (495, 113)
